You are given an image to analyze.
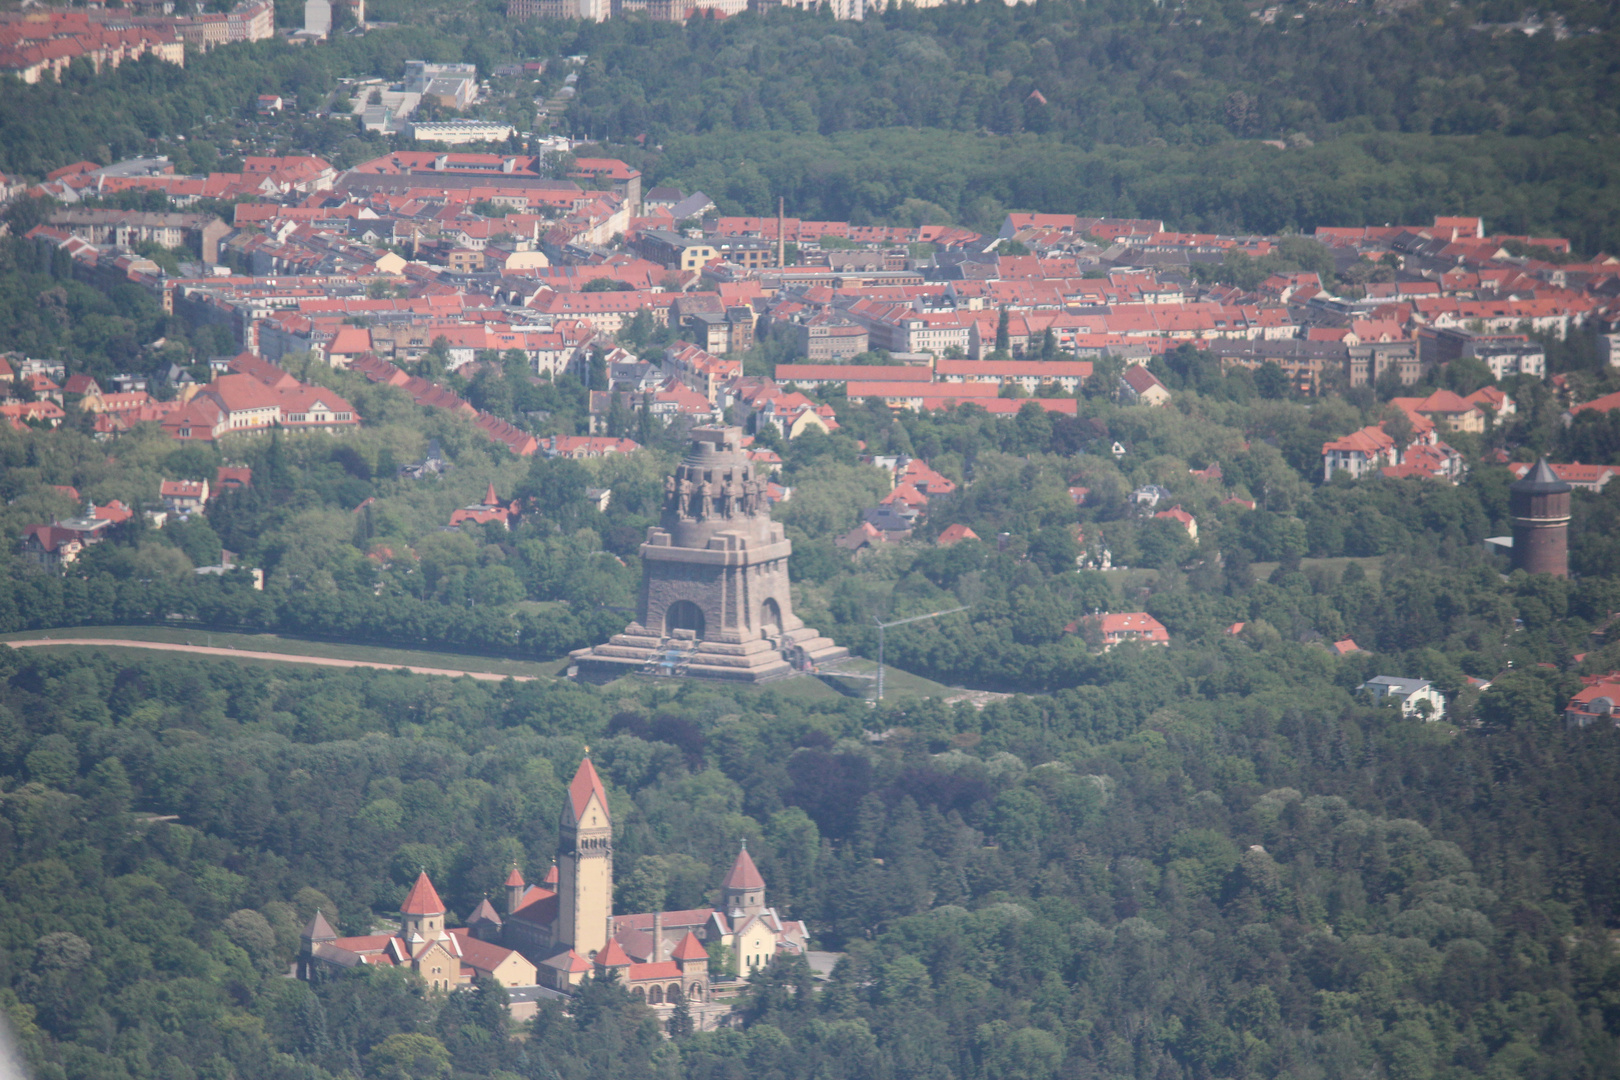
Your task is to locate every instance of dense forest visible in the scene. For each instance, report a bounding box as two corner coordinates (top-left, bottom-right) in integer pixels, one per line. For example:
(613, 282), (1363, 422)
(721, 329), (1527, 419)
(3, 620), (1619, 1079)
(2, 0), (1620, 247)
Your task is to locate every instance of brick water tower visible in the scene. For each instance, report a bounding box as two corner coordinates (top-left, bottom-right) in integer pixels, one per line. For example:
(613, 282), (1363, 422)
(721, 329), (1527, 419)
(1510, 458), (1571, 577)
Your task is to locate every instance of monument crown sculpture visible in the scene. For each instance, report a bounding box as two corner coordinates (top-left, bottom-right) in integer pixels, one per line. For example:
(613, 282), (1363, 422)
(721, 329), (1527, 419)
(571, 426), (847, 682)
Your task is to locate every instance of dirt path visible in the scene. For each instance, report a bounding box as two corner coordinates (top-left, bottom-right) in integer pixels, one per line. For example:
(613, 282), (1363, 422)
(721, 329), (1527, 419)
(3, 638), (537, 682)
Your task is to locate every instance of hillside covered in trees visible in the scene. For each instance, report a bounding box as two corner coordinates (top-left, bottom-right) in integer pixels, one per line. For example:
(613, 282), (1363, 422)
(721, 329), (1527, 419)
(3, 628), (1620, 1080)
(2, 0), (1620, 248)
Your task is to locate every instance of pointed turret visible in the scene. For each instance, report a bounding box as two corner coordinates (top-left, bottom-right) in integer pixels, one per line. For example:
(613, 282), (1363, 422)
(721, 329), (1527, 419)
(1510, 457), (1572, 577)
(504, 864), (526, 915)
(721, 840), (766, 917)
(594, 937), (632, 969)
(484, 481), (500, 507)
(671, 930), (708, 967)
(301, 909), (337, 943)
(401, 871), (445, 915)
(296, 908), (338, 981)
(542, 862), (559, 887)
(400, 871), (447, 941)
(468, 897), (503, 942)
(565, 755), (610, 828)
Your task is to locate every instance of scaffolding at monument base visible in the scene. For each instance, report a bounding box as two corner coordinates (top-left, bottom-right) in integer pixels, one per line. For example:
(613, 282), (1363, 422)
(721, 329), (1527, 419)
(643, 636), (699, 677)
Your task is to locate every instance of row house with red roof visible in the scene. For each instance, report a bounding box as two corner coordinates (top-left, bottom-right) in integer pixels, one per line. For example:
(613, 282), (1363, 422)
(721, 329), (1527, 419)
(1321, 412), (1463, 483)
(449, 483), (520, 528)
(731, 380), (837, 440)
(18, 498), (124, 569)
(840, 298), (971, 354)
(1065, 612), (1171, 650)
(0, 11), (184, 83)
(529, 288), (672, 335)
(1507, 461), (1615, 493)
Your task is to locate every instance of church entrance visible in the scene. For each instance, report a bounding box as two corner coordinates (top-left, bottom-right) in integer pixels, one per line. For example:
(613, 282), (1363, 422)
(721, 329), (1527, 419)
(664, 600), (706, 639)
(759, 597), (781, 639)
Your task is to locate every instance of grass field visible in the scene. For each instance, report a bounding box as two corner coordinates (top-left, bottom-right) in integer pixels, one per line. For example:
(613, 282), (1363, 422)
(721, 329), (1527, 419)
(583, 654), (961, 703)
(0, 626), (572, 679)
(1249, 556), (1384, 585)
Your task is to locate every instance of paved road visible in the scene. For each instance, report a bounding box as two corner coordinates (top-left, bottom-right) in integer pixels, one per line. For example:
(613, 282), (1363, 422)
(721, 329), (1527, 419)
(3, 638), (536, 682)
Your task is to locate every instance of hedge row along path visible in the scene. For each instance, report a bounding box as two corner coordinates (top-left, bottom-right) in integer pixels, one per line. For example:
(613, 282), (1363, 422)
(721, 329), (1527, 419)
(3, 638), (538, 682)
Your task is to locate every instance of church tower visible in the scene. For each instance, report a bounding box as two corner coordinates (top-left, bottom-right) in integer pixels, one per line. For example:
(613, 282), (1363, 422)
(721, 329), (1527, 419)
(721, 840), (766, 919)
(557, 756), (613, 958)
(400, 871), (446, 941)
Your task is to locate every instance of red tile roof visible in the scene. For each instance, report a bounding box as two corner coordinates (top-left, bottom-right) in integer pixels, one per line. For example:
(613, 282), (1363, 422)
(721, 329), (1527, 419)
(722, 844), (765, 891)
(936, 523), (980, 546)
(568, 756), (609, 824)
(595, 938), (633, 967)
(400, 871), (445, 915)
(671, 930), (708, 962)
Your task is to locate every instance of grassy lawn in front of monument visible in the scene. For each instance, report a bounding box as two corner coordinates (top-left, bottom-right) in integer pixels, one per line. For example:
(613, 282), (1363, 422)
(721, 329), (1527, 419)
(582, 655), (959, 703)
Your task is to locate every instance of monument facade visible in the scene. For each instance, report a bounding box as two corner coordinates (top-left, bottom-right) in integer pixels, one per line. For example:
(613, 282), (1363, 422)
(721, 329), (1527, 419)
(572, 426), (846, 681)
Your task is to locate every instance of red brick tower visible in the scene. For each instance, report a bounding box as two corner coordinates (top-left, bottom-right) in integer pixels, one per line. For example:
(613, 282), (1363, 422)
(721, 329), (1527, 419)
(1510, 459), (1571, 577)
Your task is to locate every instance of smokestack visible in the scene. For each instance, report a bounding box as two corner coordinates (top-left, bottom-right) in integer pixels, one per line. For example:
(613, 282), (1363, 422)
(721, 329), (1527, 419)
(777, 196), (785, 269)
(653, 911), (664, 962)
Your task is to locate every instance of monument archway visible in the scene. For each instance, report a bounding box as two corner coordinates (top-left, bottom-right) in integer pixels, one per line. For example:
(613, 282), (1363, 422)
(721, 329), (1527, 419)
(760, 597), (782, 639)
(664, 600), (706, 639)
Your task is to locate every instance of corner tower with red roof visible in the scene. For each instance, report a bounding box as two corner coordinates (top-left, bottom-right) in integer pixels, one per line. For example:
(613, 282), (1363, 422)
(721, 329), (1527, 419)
(558, 755), (613, 959)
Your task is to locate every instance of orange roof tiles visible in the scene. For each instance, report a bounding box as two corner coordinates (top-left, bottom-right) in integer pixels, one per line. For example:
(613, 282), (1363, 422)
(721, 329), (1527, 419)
(568, 756), (609, 824)
(671, 930), (708, 962)
(722, 844), (765, 891)
(400, 871), (445, 915)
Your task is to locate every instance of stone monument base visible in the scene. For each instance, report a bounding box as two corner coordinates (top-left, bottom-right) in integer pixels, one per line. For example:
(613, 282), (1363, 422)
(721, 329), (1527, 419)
(571, 624), (848, 685)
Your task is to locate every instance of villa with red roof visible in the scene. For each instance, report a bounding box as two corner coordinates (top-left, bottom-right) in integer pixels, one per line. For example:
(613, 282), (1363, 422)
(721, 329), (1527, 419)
(1119, 364), (1171, 406)
(449, 482), (518, 528)
(1067, 612), (1171, 650)
(1153, 505), (1198, 541)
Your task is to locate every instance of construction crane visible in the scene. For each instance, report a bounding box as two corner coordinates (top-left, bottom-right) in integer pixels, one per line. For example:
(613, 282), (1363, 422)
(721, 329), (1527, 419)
(873, 606), (969, 702)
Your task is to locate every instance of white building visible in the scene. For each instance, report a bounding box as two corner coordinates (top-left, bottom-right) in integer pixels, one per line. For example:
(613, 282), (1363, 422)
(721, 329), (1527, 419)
(1359, 676), (1447, 719)
(408, 120), (516, 145)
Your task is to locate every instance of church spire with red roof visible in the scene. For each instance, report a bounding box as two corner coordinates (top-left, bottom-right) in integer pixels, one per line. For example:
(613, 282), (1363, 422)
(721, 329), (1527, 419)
(400, 870), (447, 941)
(401, 870), (445, 915)
(565, 754), (610, 827)
(558, 754), (613, 958)
(721, 840), (767, 917)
